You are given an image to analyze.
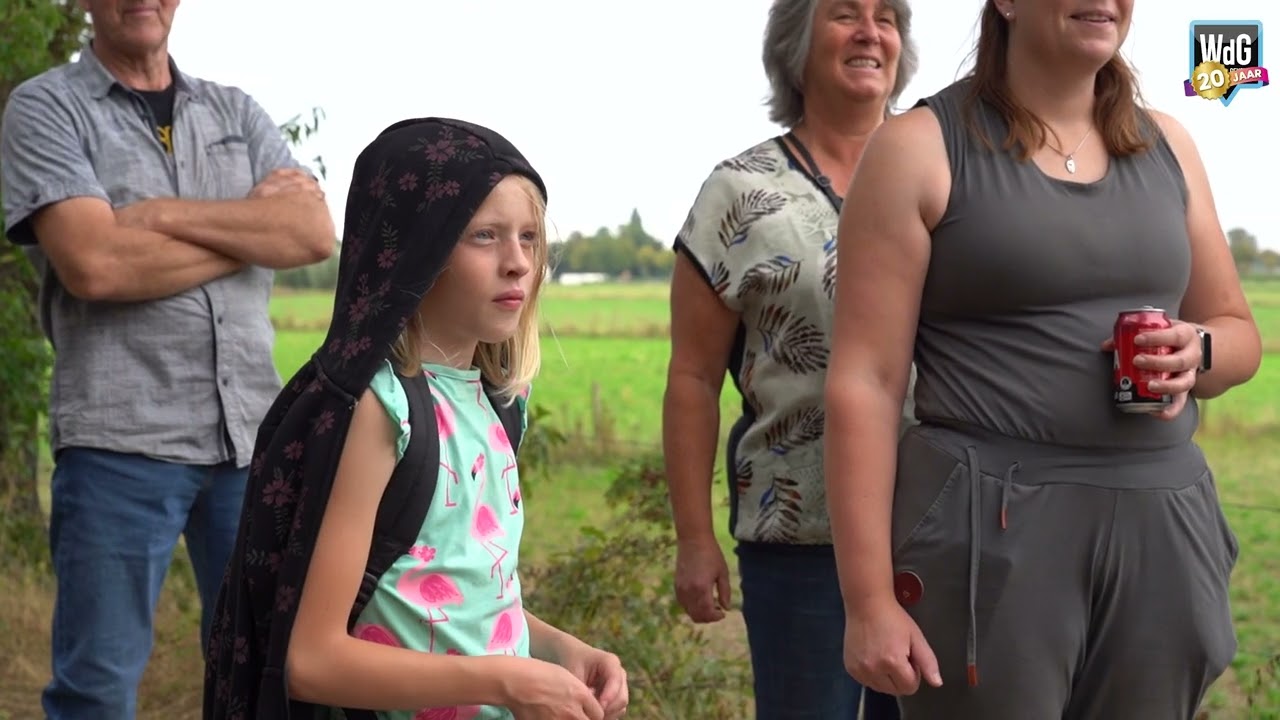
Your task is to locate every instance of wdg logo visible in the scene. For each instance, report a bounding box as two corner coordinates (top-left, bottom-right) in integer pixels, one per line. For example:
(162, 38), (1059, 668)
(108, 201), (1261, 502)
(1185, 21), (1270, 107)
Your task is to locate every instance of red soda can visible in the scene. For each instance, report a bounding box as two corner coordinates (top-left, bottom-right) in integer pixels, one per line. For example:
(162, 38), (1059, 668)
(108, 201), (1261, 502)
(1113, 306), (1173, 413)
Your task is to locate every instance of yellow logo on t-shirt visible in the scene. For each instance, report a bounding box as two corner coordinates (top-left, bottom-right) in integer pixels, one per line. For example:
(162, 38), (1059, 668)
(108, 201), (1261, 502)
(156, 125), (173, 154)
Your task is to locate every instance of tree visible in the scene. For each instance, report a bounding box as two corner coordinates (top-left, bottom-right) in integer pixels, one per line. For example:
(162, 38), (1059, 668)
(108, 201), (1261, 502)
(278, 106), (328, 181)
(1227, 227), (1259, 273)
(0, 0), (326, 528)
(0, 0), (90, 526)
(1260, 249), (1280, 274)
(547, 209), (673, 279)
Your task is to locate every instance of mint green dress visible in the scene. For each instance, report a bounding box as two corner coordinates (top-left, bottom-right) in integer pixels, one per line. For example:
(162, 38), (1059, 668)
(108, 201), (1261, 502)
(350, 361), (530, 720)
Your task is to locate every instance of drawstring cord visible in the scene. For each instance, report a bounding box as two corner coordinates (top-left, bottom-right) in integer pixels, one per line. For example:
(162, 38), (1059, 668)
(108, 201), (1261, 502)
(964, 447), (981, 687)
(964, 446), (1020, 687)
(1001, 462), (1019, 531)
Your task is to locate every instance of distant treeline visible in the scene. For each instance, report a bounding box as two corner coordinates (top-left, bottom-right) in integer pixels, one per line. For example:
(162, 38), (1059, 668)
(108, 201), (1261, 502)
(277, 222), (1278, 292)
(1229, 227), (1280, 276)
(548, 209), (674, 280)
(275, 208), (674, 290)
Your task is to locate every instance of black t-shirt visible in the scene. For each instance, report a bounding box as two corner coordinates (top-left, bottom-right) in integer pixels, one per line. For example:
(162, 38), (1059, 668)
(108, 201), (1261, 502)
(136, 84), (177, 153)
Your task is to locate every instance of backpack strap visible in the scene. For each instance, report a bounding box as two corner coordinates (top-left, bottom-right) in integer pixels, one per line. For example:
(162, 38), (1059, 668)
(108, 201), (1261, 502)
(343, 371), (438, 720)
(486, 385), (523, 456)
(349, 370), (438, 627)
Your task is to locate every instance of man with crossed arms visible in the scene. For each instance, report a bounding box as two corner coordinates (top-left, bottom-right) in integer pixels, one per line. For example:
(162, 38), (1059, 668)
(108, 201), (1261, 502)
(0, 1), (335, 717)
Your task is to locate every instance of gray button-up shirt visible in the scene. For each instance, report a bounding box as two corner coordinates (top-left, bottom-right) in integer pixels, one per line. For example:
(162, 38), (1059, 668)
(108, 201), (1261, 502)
(1, 45), (303, 468)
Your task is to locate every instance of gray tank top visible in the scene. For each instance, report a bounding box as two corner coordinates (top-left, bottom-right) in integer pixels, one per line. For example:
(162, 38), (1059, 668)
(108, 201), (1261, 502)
(913, 79), (1197, 449)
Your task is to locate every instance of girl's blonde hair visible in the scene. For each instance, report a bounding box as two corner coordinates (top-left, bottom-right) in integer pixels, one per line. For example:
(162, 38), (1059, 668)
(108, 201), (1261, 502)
(390, 174), (547, 404)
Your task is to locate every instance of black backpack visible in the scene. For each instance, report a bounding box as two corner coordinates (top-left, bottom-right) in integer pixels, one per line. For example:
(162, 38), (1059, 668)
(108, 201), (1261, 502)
(340, 370), (523, 720)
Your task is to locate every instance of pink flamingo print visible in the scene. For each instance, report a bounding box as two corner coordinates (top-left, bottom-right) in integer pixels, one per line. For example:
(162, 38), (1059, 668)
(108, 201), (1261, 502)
(487, 423), (520, 515)
(466, 378), (487, 410)
(433, 386), (461, 508)
(469, 452), (509, 599)
(486, 598), (525, 657)
(395, 545), (464, 653)
(439, 462), (460, 508)
(352, 622), (401, 647)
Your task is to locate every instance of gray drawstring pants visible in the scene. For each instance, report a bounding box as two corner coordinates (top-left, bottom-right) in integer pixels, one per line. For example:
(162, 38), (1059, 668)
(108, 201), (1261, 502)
(889, 422), (1239, 720)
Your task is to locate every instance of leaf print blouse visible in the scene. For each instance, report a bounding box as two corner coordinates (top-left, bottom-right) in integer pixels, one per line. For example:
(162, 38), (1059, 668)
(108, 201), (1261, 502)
(352, 360), (530, 720)
(674, 137), (917, 546)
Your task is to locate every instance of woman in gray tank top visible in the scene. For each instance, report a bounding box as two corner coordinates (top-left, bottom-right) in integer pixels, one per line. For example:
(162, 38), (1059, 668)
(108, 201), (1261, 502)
(822, 2), (1262, 719)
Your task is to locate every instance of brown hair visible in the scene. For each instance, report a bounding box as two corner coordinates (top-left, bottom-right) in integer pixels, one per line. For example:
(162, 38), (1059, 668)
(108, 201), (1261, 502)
(963, 2), (1153, 160)
(390, 174), (548, 404)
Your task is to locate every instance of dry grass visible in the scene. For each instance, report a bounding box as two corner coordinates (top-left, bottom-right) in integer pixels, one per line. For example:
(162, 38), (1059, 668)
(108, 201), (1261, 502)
(0, 571), (52, 717)
(0, 560), (205, 720)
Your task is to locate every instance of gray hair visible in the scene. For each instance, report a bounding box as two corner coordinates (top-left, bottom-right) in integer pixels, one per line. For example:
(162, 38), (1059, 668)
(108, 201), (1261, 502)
(762, 0), (920, 127)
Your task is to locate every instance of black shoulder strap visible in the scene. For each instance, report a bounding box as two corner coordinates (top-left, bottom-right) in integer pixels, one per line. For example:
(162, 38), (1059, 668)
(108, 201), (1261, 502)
(342, 371), (438, 720)
(781, 131), (843, 213)
(486, 385), (523, 455)
(349, 370), (438, 629)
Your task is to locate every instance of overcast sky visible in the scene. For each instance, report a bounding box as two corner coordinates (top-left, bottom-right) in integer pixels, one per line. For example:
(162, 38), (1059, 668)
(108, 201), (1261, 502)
(164, 0), (1279, 249)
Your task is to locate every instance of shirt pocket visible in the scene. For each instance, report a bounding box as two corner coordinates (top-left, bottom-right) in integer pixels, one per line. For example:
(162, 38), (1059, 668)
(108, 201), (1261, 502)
(91, 117), (172, 207)
(203, 135), (255, 199)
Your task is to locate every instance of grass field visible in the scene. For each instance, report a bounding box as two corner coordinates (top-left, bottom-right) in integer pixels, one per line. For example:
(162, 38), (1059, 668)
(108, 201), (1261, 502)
(271, 279), (1280, 717)
(271, 282), (674, 338)
(1, 279), (1276, 718)
(271, 279), (1280, 437)
(272, 281), (723, 448)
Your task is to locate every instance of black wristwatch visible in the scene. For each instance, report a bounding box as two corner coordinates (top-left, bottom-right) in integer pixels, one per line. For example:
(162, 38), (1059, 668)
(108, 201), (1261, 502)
(1197, 327), (1213, 373)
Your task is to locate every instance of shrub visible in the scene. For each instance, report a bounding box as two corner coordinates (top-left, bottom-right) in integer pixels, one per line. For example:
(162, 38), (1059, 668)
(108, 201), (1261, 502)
(522, 453), (752, 719)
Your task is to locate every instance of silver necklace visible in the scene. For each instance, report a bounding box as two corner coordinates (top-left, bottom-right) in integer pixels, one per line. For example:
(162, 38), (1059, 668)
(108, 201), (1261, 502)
(1058, 129), (1094, 174)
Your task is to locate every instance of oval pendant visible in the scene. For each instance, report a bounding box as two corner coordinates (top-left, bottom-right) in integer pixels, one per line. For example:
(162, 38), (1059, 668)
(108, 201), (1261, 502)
(1065, 157), (1077, 174)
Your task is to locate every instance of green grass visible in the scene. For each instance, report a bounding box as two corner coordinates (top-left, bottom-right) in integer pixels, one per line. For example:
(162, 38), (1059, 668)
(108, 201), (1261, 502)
(273, 278), (1280, 431)
(277, 277), (1280, 339)
(272, 281), (673, 337)
(3, 280), (1275, 718)
(1244, 278), (1280, 343)
(274, 332), (738, 448)
(268, 279), (1280, 716)
(1199, 432), (1280, 717)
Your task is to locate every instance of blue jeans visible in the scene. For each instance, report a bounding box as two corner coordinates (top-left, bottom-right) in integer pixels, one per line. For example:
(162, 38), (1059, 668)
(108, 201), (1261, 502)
(737, 542), (901, 720)
(41, 447), (247, 720)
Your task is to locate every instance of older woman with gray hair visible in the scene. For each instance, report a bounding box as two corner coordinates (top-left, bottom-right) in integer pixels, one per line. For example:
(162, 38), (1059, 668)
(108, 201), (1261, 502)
(661, 0), (918, 717)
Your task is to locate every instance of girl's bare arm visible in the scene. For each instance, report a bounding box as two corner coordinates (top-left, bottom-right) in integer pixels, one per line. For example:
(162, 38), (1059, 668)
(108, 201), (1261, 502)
(286, 387), (515, 710)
